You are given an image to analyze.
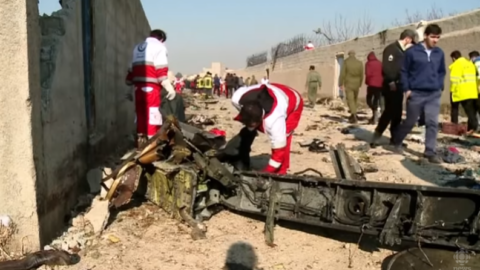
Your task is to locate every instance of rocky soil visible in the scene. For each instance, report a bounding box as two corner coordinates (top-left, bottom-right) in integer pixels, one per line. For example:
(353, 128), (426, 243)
(21, 96), (480, 270)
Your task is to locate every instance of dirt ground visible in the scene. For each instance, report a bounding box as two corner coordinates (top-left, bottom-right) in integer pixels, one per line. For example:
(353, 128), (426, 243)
(49, 95), (480, 270)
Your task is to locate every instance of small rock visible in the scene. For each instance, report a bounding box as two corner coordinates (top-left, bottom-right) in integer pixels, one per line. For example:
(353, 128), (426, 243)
(61, 241), (69, 251)
(0, 215), (11, 227)
(71, 215), (85, 228)
(87, 168), (102, 194)
(83, 198), (110, 235)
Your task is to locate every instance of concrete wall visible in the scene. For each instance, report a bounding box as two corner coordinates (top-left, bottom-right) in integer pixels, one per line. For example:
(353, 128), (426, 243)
(92, 0), (150, 154)
(37, 0), (87, 246)
(236, 9), (480, 105)
(0, 0), (150, 249)
(0, 0), (43, 249)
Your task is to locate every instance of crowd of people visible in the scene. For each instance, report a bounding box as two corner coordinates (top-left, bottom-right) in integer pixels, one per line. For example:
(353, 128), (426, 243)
(306, 24), (480, 164)
(125, 23), (480, 172)
(182, 73), (271, 98)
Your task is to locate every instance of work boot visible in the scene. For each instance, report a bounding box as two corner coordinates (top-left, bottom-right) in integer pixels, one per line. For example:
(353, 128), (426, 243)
(369, 131), (382, 148)
(349, 114), (358, 124)
(424, 155), (442, 164)
(386, 144), (404, 155)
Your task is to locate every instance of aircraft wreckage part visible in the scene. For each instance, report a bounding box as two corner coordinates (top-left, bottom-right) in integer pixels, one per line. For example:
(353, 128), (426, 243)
(143, 162), (208, 239)
(102, 116), (182, 183)
(221, 171), (480, 250)
(384, 247), (480, 270)
(110, 164), (143, 208)
(104, 161), (137, 202)
(330, 143), (365, 180)
(0, 250), (80, 270)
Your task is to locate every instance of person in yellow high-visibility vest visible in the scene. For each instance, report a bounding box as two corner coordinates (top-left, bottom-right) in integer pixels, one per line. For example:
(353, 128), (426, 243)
(203, 72), (213, 97)
(450, 50), (479, 133)
(196, 75), (204, 94)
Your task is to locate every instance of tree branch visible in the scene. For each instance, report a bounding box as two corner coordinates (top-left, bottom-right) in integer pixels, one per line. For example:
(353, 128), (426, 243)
(313, 13), (375, 45)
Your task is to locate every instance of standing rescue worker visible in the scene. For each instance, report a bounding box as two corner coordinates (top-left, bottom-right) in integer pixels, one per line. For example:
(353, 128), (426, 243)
(339, 50), (363, 123)
(196, 75), (204, 95)
(305, 65), (322, 108)
(370, 29), (416, 147)
(204, 72), (213, 96)
(364, 52), (383, 124)
(217, 83), (303, 174)
(449, 50), (479, 133)
(391, 24), (446, 163)
(125, 29), (176, 148)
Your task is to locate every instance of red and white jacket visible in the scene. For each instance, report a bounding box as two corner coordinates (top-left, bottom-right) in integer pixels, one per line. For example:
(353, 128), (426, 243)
(125, 37), (168, 87)
(232, 83), (302, 172)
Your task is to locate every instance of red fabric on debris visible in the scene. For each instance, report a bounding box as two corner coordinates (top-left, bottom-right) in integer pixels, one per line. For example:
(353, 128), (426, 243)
(209, 128), (226, 137)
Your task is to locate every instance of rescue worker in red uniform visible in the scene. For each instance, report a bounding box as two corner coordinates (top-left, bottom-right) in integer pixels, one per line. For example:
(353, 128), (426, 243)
(174, 78), (183, 93)
(216, 83), (303, 174)
(125, 29), (176, 147)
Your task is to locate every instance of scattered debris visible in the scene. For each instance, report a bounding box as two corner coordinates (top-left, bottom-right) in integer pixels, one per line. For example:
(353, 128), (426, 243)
(83, 198), (109, 235)
(298, 139), (328, 153)
(187, 114), (216, 128)
(340, 125), (360, 135)
(330, 143), (365, 180)
(439, 146), (464, 164)
(407, 134), (424, 144)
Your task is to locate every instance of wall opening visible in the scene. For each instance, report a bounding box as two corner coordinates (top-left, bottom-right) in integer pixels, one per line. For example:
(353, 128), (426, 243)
(334, 53), (344, 98)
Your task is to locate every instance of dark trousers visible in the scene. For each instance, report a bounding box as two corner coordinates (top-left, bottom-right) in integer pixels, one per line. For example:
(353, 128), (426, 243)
(366, 86), (382, 111)
(394, 90), (441, 157)
(375, 86), (404, 141)
(214, 85), (220, 96)
(226, 86), (235, 98)
(450, 94), (459, 124)
(460, 99), (479, 131)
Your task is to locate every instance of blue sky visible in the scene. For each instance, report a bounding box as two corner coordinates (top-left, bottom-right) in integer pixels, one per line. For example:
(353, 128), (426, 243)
(39, 1), (478, 74)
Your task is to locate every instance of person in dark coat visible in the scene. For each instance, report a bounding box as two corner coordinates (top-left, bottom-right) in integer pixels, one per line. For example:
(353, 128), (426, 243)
(365, 51), (383, 124)
(370, 29), (416, 147)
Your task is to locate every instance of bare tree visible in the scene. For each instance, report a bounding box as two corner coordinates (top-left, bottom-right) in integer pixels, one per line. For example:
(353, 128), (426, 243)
(391, 4), (455, 26)
(313, 12), (374, 45)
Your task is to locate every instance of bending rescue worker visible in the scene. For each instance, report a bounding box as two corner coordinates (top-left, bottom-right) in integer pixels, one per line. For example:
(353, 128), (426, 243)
(216, 83), (303, 174)
(125, 29), (176, 148)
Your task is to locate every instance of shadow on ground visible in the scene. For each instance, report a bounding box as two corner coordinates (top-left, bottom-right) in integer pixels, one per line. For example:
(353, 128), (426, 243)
(229, 210), (413, 255)
(224, 241), (259, 270)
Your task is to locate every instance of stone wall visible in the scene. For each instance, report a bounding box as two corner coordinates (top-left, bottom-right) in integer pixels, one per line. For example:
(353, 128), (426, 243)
(235, 9), (480, 105)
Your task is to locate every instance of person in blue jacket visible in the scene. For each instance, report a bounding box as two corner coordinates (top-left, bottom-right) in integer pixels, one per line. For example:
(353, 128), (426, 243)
(390, 24), (446, 164)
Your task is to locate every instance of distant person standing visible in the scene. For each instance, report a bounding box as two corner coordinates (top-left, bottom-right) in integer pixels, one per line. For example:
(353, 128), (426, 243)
(196, 75), (204, 94)
(305, 65), (322, 108)
(250, 75), (258, 85)
(364, 52), (383, 124)
(449, 50), (478, 134)
(391, 24), (446, 163)
(213, 74), (221, 96)
(203, 72), (213, 96)
(339, 50), (364, 123)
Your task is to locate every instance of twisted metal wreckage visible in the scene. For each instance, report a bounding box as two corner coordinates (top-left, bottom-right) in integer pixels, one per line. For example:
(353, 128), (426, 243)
(102, 116), (480, 266)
